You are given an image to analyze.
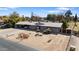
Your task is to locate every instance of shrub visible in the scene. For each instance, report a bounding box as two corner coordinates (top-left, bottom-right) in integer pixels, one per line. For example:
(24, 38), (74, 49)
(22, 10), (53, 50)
(62, 20), (68, 30)
(70, 47), (75, 51)
(43, 28), (52, 34)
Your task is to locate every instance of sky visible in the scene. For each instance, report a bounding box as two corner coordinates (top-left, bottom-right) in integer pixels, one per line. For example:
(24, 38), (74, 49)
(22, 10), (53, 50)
(0, 7), (79, 17)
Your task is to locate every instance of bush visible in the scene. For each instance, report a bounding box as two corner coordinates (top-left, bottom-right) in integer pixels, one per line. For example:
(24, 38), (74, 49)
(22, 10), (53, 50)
(62, 20), (68, 30)
(43, 28), (52, 34)
(69, 47), (75, 51)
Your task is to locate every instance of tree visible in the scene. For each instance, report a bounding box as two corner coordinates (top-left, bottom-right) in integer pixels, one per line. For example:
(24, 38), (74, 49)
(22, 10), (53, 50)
(56, 15), (64, 22)
(74, 14), (78, 26)
(8, 12), (20, 27)
(65, 10), (72, 22)
(2, 16), (9, 23)
(21, 15), (26, 21)
(47, 14), (56, 22)
(62, 20), (68, 30)
(25, 17), (29, 21)
(47, 14), (52, 21)
(70, 14), (78, 39)
(72, 14), (78, 34)
(65, 10), (72, 17)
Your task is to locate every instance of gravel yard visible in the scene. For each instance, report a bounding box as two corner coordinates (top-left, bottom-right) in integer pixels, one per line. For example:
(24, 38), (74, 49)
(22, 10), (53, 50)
(0, 28), (70, 51)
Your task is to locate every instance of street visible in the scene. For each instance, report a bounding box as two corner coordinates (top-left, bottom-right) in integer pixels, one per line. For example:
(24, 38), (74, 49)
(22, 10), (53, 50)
(0, 37), (38, 51)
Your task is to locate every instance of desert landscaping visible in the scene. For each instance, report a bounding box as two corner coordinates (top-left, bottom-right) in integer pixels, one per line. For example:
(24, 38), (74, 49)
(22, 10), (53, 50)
(0, 28), (70, 51)
(0, 7), (79, 51)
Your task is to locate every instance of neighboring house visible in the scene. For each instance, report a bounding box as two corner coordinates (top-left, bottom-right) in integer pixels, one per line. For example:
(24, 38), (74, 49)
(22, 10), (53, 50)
(16, 21), (62, 33)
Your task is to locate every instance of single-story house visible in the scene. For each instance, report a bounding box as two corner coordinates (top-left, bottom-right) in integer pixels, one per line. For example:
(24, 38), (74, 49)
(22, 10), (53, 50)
(15, 21), (63, 33)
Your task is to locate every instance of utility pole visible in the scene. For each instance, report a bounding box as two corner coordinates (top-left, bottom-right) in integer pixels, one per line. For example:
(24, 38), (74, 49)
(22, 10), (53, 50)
(69, 14), (78, 51)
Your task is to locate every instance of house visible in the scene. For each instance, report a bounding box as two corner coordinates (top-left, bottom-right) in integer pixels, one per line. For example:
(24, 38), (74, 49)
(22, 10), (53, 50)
(16, 21), (63, 33)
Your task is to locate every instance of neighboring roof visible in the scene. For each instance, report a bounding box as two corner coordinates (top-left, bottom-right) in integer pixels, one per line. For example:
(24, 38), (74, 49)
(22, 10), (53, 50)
(16, 21), (62, 28)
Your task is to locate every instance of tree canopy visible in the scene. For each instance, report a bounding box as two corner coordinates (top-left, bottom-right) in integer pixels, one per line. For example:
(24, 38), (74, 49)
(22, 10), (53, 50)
(65, 10), (72, 17)
(73, 14), (78, 27)
(3, 12), (28, 28)
(62, 20), (68, 30)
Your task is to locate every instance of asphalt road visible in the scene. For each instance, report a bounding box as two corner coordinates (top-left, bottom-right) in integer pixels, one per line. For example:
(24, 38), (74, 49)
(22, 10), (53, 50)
(0, 37), (38, 51)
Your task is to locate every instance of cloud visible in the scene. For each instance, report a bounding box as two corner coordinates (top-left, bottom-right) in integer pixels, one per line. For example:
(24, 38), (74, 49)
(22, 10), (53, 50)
(57, 7), (69, 10)
(48, 7), (70, 14)
(0, 7), (17, 11)
(48, 10), (60, 13)
(8, 7), (17, 9)
(48, 10), (65, 14)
